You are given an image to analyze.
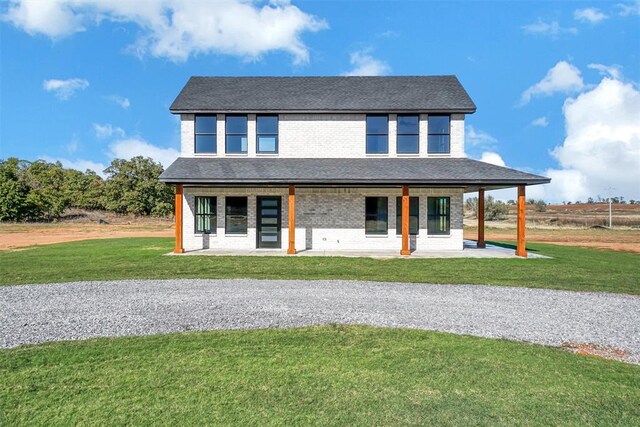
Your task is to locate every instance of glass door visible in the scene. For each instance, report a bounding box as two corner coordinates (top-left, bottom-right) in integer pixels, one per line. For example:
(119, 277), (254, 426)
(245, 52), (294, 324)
(256, 197), (281, 248)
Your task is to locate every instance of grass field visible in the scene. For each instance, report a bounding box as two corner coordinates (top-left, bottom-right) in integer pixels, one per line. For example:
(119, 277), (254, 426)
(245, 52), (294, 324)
(0, 237), (638, 293)
(1, 326), (638, 426)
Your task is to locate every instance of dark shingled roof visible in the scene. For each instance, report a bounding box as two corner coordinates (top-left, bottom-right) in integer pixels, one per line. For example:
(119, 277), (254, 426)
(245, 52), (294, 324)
(160, 158), (549, 190)
(170, 76), (476, 113)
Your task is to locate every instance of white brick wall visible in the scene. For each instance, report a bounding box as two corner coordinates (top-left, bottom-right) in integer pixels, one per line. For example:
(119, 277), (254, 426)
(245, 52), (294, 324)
(181, 186), (463, 252)
(180, 113), (466, 158)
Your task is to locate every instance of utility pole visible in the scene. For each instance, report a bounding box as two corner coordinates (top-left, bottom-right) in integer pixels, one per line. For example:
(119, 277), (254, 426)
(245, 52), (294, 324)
(605, 187), (615, 228)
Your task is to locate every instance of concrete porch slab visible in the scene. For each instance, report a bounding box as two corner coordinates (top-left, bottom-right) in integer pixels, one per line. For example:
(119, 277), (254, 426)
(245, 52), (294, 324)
(173, 240), (549, 259)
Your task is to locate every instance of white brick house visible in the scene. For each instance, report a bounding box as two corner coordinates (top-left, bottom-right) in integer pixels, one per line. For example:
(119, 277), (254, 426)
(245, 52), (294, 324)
(161, 76), (549, 256)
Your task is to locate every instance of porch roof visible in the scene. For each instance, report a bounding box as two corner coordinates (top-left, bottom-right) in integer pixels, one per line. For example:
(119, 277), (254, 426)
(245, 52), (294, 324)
(160, 158), (550, 191)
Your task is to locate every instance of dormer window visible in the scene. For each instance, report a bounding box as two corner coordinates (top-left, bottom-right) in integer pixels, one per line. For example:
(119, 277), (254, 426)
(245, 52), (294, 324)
(428, 115), (450, 154)
(366, 115), (388, 154)
(194, 115), (217, 153)
(226, 115), (248, 154)
(397, 115), (419, 154)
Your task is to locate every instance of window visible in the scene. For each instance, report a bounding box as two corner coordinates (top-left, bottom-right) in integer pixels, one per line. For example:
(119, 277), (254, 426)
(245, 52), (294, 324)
(226, 115), (248, 154)
(427, 197), (450, 235)
(366, 115), (388, 154)
(195, 115), (216, 153)
(195, 196), (216, 234)
(257, 115), (278, 153)
(428, 115), (450, 153)
(396, 197), (419, 235)
(225, 196), (247, 234)
(365, 197), (388, 235)
(397, 115), (419, 154)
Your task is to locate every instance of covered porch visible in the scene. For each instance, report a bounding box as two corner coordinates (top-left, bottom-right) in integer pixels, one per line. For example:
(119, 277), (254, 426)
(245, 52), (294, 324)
(160, 157), (550, 257)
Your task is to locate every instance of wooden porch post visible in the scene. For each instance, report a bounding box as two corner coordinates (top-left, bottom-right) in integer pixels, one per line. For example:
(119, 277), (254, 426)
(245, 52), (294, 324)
(400, 185), (410, 256)
(288, 184), (296, 254)
(477, 188), (485, 248)
(516, 185), (527, 257)
(174, 184), (184, 254)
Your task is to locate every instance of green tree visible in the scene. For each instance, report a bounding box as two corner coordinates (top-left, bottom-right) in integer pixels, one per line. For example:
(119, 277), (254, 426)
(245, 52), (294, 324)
(63, 168), (106, 210)
(0, 158), (30, 221)
(464, 195), (509, 220)
(23, 160), (70, 219)
(103, 156), (172, 216)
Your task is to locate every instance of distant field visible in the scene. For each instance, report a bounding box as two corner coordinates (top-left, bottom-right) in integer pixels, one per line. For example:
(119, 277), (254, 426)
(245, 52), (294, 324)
(483, 202), (640, 228)
(0, 209), (173, 249)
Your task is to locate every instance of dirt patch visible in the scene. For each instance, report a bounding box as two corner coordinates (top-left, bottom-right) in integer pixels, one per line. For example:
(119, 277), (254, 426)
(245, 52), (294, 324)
(0, 223), (173, 250)
(463, 227), (640, 253)
(562, 342), (633, 364)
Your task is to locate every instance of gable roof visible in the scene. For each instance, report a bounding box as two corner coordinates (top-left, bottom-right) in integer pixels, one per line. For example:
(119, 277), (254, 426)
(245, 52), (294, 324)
(160, 158), (549, 191)
(170, 76), (476, 114)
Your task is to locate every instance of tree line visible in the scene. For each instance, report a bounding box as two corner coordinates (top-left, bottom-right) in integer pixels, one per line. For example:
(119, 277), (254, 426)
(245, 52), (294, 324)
(0, 156), (173, 221)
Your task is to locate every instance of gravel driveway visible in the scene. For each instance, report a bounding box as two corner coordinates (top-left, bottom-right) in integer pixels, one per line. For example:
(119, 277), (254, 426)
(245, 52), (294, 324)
(1, 279), (638, 362)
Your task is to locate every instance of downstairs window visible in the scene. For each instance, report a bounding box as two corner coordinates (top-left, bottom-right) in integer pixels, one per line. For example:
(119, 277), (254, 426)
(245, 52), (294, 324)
(195, 196), (216, 234)
(427, 197), (450, 235)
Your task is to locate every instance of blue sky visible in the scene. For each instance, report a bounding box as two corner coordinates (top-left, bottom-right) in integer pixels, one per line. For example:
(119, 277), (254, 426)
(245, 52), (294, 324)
(1, 0), (639, 202)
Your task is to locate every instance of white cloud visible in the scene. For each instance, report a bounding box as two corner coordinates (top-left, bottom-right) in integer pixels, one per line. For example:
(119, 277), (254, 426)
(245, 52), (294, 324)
(93, 123), (125, 139)
(479, 151), (506, 167)
(531, 116), (549, 127)
(42, 78), (89, 100)
(39, 155), (107, 177)
(588, 63), (623, 80)
(520, 61), (584, 105)
(574, 8), (608, 23)
(108, 95), (130, 109)
(4, 0), (327, 64)
(618, 1), (640, 16)
(466, 125), (498, 147)
(108, 137), (179, 169)
(342, 49), (390, 76)
(533, 77), (640, 203)
(521, 19), (578, 37)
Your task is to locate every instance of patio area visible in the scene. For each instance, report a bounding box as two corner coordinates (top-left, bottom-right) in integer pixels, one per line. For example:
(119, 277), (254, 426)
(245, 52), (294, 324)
(174, 240), (550, 259)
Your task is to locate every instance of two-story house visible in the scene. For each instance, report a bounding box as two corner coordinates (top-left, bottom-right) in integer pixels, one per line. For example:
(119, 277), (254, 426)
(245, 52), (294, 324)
(160, 76), (549, 256)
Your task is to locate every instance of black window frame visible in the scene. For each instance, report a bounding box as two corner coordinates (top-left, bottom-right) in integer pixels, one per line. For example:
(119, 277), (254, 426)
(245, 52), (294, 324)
(427, 197), (450, 235)
(194, 115), (217, 154)
(427, 114), (451, 154)
(225, 196), (248, 235)
(396, 115), (420, 154)
(395, 196), (419, 235)
(366, 114), (389, 154)
(194, 196), (217, 234)
(365, 196), (388, 235)
(225, 115), (248, 154)
(256, 115), (279, 154)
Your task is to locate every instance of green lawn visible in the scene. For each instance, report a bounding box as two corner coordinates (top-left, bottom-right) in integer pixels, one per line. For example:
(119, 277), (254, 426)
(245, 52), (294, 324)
(1, 326), (638, 426)
(0, 237), (638, 293)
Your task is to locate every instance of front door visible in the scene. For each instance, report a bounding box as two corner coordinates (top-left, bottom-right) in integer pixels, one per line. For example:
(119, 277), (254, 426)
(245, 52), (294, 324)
(257, 196), (281, 248)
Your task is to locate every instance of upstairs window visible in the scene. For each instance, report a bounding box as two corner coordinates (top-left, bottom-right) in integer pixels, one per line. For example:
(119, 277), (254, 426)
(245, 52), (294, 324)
(395, 196), (419, 235)
(195, 196), (216, 234)
(366, 115), (388, 154)
(365, 197), (388, 235)
(427, 197), (450, 235)
(257, 115), (278, 153)
(397, 115), (419, 154)
(225, 196), (248, 234)
(194, 115), (217, 153)
(226, 115), (248, 154)
(428, 115), (450, 154)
